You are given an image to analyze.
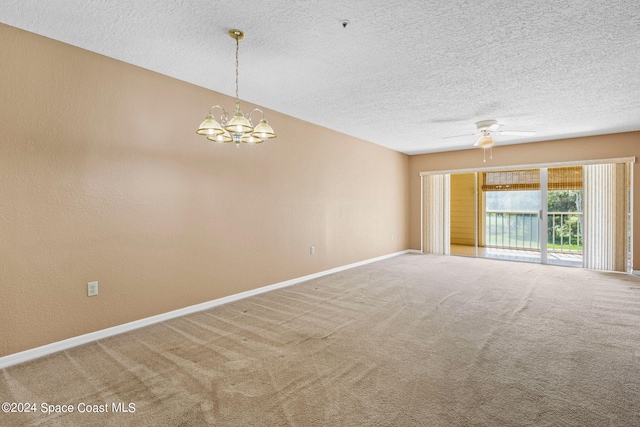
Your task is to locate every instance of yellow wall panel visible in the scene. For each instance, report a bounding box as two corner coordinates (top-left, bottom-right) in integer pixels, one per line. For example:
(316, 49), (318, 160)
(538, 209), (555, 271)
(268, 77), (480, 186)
(450, 174), (476, 246)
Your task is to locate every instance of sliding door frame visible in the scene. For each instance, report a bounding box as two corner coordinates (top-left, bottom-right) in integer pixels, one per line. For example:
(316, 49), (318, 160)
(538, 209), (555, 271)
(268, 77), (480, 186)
(540, 168), (548, 264)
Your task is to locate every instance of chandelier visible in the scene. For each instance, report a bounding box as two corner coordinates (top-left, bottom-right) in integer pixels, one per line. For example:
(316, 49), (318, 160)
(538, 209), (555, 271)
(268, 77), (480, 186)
(196, 29), (276, 146)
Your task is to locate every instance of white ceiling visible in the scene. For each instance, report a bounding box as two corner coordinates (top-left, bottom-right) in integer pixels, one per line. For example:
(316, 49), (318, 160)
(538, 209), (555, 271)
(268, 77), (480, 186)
(2, 0), (639, 154)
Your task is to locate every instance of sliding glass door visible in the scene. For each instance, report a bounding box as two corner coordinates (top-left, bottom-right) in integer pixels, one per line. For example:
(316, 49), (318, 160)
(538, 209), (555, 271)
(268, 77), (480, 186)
(479, 168), (544, 264)
(423, 159), (633, 272)
(479, 166), (586, 267)
(546, 167), (584, 267)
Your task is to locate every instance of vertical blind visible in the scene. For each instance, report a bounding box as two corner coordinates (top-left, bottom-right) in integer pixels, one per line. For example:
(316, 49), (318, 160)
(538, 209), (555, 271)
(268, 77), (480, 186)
(582, 163), (628, 271)
(422, 174), (450, 255)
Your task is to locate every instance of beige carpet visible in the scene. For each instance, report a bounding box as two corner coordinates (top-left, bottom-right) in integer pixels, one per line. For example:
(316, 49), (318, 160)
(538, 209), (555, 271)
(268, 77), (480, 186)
(1, 254), (640, 426)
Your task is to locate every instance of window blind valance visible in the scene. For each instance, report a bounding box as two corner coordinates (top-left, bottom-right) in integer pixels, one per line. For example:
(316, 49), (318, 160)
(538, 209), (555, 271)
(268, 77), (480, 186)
(482, 169), (539, 191)
(482, 166), (583, 191)
(548, 166), (583, 190)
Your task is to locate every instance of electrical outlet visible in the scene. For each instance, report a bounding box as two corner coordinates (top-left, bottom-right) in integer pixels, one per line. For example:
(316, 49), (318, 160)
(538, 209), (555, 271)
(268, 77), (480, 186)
(88, 281), (98, 297)
(310, 246), (315, 255)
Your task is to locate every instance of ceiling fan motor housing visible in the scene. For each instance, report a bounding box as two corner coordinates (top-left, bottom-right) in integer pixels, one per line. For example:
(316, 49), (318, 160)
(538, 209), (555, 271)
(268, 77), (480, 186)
(476, 120), (500, 132)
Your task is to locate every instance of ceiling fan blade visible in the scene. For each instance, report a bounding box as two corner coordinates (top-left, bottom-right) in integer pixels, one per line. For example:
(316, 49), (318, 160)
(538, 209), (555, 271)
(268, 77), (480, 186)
(473, 135), (483, 146)
(498, 130), (536, 136)
(442, 132), (476, 139)
(488, 123), (502, 132)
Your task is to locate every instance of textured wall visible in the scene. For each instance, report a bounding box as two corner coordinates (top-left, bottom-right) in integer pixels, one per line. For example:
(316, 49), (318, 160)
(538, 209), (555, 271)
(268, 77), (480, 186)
(0, 24), (409, 357)
(409, 132), (640, 268)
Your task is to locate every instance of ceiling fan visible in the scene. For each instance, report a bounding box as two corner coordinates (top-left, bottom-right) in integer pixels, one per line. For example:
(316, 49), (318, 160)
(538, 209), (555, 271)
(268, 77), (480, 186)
(444, 120), (536, 162)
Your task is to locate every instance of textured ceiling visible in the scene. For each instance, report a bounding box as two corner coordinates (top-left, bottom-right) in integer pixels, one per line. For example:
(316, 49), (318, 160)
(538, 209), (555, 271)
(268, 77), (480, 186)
(1, 0), (639, 154)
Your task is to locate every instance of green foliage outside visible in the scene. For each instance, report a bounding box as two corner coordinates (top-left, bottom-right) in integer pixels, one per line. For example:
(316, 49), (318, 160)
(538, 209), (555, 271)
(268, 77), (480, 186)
(547, 190), (582, 250)
(547, 190), (581, 213)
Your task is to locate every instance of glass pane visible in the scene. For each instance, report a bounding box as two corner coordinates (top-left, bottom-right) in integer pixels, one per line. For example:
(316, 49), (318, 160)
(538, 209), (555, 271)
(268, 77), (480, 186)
(546, 190), (583, 265)
(485, 190), (540, 251)
(486, 190), (540, 211)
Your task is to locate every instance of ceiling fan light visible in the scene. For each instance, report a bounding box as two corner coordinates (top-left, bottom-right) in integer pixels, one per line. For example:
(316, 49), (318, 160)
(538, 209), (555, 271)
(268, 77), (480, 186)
(251, 119), (276, 139)
(196, 114), (224, 136)
(477, 135), (494, 149)
(225, 110), (253, 134)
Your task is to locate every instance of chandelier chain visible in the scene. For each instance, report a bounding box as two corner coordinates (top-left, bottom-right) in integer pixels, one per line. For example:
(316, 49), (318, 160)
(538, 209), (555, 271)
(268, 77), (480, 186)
(235, 36), (240, 112)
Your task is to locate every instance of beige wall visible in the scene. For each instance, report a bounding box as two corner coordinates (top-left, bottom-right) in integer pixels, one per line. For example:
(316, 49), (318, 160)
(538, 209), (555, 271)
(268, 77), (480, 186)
(450, 173), (476, 246)
(409, 132), (640, 268)
(0, 24), (410, 357)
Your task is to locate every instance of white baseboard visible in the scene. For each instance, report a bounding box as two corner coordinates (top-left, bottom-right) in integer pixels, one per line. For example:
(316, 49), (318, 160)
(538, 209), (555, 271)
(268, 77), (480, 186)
(0, 250), (413, 369)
